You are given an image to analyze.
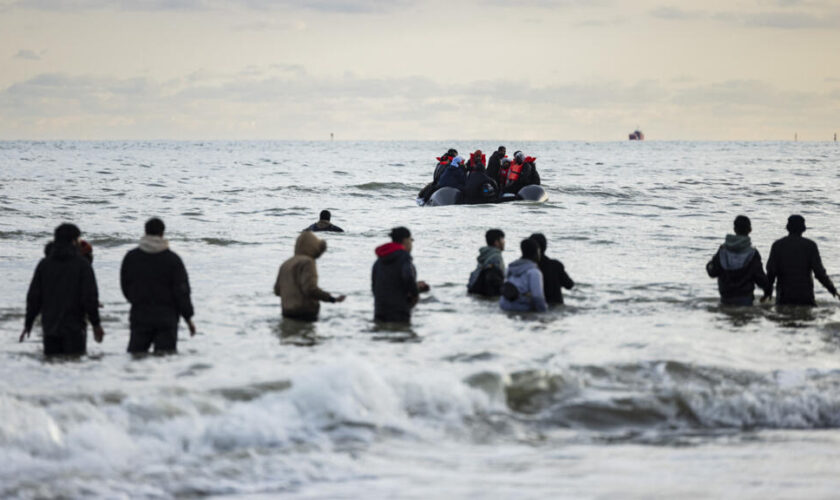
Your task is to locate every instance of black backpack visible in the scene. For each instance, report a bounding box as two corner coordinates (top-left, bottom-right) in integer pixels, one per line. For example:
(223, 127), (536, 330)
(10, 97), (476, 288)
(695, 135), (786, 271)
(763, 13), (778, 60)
(468, 266), (505, 296)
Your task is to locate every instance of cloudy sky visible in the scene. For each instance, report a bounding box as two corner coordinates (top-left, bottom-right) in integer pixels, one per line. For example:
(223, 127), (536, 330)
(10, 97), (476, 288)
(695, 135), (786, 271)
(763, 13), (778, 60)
(1, 0), (838, 140)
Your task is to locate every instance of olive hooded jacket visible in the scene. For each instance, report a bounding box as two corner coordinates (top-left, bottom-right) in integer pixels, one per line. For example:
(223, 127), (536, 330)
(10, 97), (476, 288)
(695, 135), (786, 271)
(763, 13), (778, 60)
(274, 231), (336, 320)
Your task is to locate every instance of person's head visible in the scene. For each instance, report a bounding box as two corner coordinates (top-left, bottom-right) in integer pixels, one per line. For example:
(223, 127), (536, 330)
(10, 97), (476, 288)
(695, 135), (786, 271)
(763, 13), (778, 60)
(390, 226), (413, 253)
(498, 146), (506, 155)
(446, 148), (458, 157)
(520, 238), (540, 262)
(320, 210), (331, 222)
(54, 223), (81, 246)
(500, 158), (511, 168)
(529, 233), (547, 254)
(145, 217), (165, 236)
(485, 229), (505, 250)
(786, 214), (806, 235)
(513, 151), (525, 164)
(733, 215), (752, 236)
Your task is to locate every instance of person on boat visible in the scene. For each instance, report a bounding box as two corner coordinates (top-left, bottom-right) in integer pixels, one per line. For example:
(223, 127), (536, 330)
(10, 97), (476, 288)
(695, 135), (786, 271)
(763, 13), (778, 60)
(466, 150), (486, 171)
(121, 218), (196, 353)
(21, 223), (104, 355)
(372, 227), (430, 323)
(486, 146), (506, 185)
(705, 215), (770, 306)
(529, 233), (574, 305)
(468, 229), (506, 296)
(437, 155), (468, 191)
(498, 157), (512, 186)
(275, 231), (345, 322)
(418, 148), (457, 202)
(304, 210), (344, 233)
(463, 161), (499, 204)
(763, 215), (838, 306)
(499, 238), (548, 312)
(503, 151), (541, 194)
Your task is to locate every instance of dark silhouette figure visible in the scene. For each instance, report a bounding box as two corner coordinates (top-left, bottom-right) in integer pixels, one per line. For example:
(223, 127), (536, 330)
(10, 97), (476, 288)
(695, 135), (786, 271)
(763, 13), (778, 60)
(706, 215), (770, 306)
(468, 229), (506, 296)
(121, 218), (195, 354)
(22, 223), (104, 355)
(764, 215), (838, 305)
(372, 227), (430, 323)
(304, 210), (344, 232)
(486, 146), (506, 185)
(529, 233), (574, 305)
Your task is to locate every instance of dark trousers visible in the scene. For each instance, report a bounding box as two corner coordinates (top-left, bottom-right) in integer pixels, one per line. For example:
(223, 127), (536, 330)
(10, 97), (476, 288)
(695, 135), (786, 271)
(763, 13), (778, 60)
(43, 333), (87, 356)
(128, 321), (178, 354)
(721, 296), (754, 306)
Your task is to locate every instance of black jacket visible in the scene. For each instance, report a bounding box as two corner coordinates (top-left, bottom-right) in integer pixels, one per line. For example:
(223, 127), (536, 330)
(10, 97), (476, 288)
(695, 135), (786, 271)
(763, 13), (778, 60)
(305, 221), (344, 232)
(121, 246), (194, 325)
(766, 235), (837, 305)
(539, 255), (574, 304)
(464, 170), (499, 204)
(372, 243), (419, 322)
(706, 246), (770, 302)
(486, 151), (504, 184)
(25, 243), (101, 337)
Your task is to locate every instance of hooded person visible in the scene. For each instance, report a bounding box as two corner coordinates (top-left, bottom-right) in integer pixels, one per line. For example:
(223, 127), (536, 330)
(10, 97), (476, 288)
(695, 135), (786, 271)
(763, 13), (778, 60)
(304, 210), (344, 233)
(274, 231), (345, 322)
(418, 148), (458, 202)
(121, 218), (195, 353)
(468, 229), (506, 296)
(464, 156), (499, 204)
(437, 155), (468, 191)
(22, 223), (104, 355)
(372, 227), (430, 323)
(764, 215), (838, 306)
(529, 233), (574, 305)
(503, 151), (541, 194)
(706, 215), (771, 306)
(499, 238), (548, 312)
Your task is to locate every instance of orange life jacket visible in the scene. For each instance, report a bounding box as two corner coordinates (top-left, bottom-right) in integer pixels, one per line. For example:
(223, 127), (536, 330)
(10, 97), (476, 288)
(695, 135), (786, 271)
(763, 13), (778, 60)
(506, 157), (536, 186)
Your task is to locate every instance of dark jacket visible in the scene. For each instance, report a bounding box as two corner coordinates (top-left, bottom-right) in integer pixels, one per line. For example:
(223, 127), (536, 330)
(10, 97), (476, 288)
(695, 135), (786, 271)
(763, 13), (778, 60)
(539, 255), (574, 304)
(503, 162), (541, 194)
(305, 220), (344, 233)
(372, 242), (419, 322)
(438, 163), (467, 191)
(25, 243), (101, 337)
(121, 236), (194, 326)
(486, 151), (505, 184)
(468, 246), (505, 296)
(766, 234), (837, 305)
(464, 169), (499, 204)
(706, 235), (770, 303)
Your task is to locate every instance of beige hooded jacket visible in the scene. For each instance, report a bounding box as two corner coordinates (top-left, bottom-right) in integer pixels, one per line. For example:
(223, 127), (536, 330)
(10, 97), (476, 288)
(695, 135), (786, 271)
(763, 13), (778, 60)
(274, 231), (334, 318)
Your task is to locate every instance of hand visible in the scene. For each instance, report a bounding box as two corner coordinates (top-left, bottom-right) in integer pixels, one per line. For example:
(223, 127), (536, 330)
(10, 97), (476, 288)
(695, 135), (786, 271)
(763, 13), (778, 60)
(19, 328), (30, 343)
(334, 295), (346, 303)
(418, 281), (430, 293)
(760, 294), (771, 304)
(93, 325), (105, 343)
(187, 319), (197, 337)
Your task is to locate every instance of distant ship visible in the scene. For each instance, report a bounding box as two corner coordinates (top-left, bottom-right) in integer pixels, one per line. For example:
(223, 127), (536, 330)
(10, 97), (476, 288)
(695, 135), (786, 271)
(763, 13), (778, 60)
(628, 130), (645, 141)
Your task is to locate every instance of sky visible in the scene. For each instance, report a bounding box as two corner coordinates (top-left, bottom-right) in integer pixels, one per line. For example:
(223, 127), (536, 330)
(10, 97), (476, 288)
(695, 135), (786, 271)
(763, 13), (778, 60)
(0, 0), (838, 140)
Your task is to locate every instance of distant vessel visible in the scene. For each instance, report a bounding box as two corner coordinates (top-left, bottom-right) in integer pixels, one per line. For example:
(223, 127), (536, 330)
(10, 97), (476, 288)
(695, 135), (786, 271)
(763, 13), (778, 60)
(629, 130), (645, 141)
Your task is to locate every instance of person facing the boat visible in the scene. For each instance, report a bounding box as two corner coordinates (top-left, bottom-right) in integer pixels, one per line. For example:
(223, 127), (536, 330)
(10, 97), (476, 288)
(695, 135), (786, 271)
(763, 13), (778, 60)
(499, 238), (548, 312)
(274, 231), (345, 322)
(503, 151), (541, 194)
(468, 229), (506, 296)
(464, 156), (499, 204)
(437, 155), (467, 191)
(372, 227), (430, 323)
(418, 148), (457, 202)
(706, 215), (770, 306)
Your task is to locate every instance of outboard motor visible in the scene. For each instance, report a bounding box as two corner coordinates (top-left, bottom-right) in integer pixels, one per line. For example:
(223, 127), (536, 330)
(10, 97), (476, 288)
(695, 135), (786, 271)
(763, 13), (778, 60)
(427, 187), (464, 207)
(516, 185), (548, 202)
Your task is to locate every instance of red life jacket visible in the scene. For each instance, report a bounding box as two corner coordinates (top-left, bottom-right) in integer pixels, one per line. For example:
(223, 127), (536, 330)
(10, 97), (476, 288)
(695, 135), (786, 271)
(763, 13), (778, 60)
(506, 157), (536, 185)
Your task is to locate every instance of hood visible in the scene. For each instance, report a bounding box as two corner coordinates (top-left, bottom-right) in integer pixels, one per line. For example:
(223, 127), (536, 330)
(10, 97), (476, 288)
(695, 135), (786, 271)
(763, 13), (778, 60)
(295, 231), (326, 259)
(375, 242), (405, 258)
(450, 156), (464, 168)
(507, 258), (537, 277)
(139, 235), (170, 254)
(719, 234), (755, 271)
(477, 246), (502, 266)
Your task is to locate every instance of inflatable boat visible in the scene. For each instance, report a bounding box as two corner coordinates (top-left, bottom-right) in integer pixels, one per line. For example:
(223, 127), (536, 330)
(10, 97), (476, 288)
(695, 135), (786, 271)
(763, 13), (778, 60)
(418, 184), (548, 207)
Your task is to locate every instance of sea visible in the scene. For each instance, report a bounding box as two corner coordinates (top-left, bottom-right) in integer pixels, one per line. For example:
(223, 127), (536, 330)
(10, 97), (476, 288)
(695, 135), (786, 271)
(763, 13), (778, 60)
(1, 140), (839, 499)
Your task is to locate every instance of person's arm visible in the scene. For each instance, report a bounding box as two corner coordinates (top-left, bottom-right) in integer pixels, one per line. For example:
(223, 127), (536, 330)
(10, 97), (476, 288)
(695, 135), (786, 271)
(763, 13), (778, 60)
(531, 165), (540, 186)
(120, 253), (133, 302)
(300, 260), (334, 302)
(172, 254), (195, 320)
(706, 250), (722, 278)
(22, 262), (43, 341)
(811, 243), (838, 297)
(81, 262), (105, 342)
(401, 258), (420, 303)
(558, 262), (574, 289)
(764, 244), (777, 300)
(751, 251), (771, 296)
(330, 224), (344, 233)
(529, 270), (548, 312)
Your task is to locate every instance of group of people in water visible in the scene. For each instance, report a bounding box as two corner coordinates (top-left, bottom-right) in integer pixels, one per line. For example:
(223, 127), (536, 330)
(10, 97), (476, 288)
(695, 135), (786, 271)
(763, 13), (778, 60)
(19, 206), (838, 357)
(418, 146), (542, 204)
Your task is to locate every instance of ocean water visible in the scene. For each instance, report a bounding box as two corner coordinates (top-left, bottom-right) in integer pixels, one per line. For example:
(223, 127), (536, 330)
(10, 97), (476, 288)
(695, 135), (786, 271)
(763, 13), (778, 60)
(1, 140), (839, 499)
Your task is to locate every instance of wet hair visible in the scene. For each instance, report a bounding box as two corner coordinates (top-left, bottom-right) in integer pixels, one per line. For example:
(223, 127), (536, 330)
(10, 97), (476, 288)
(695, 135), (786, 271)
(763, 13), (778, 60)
(733, 215), (751, 236)
(390, 226), (411, 243)
(145, 217), (165, 236)
(320, 210), (331, 221)
(54, 223), (81, 244)
(786, 214), (806, 234)
(529, 233), (547, 253)
(520, 238), (539, 261)
(485, 229), (505, 246)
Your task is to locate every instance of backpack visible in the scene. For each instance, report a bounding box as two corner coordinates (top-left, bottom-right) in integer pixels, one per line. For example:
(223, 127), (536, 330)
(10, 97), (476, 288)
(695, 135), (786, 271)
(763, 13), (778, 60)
(501, 281), (520, 301)
(468, 265), (505, 296)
